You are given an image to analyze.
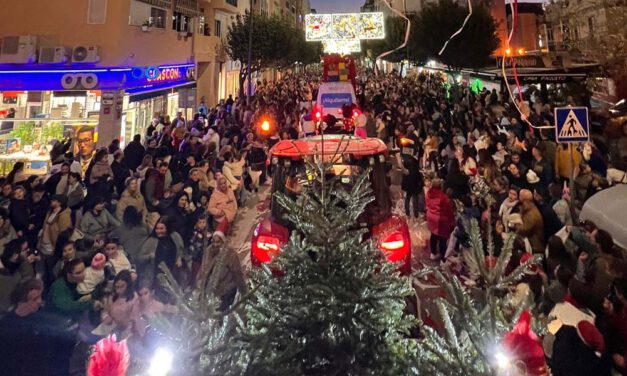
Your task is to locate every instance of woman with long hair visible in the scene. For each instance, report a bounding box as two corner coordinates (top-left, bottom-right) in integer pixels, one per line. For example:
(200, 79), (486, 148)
(5, 162), (26, 185)
(115, 177), (147, 222)
(137, 217), (184, 297)
(164, 192), (194, 245)
(135, 154), (153, 179)
(99, 270), (144, 338)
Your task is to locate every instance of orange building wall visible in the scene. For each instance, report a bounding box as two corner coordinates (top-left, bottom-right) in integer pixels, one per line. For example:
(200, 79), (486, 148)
(0, 0), (194, 67)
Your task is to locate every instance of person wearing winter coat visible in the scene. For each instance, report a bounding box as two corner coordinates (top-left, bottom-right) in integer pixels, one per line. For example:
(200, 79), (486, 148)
(38, 195), (72, 258)
(115, 177), (148, 222)
(0, 239), (37, 312)
(76, 253), (106, 295)
(79, 197), (121, 241)
(111, 150), (131, 197)
(163, 192), (195, 246)
(515, 189), (545, 254)
(89, 149), (113, 186)
(104, 239), (132, 277)
(555, 143), (582, 181)
(48, 259), (102, 322)
(123, 134), (146, 172)
(425, 179), (455, 260)
(137, 218), (184, 284)
(199, 230), (247, 311)
(9, 186), (29, 236)
(208, 176), (238, 225)
(0, 209), (17, 257)
(110, 205), (150, 262)
(401, 154), (423, 218)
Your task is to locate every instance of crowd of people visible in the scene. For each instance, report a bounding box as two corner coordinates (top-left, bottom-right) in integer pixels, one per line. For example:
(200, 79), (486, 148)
(376, 72), (627, 375)
(0, 67), (625, 375)
(0, 79), (309, 373)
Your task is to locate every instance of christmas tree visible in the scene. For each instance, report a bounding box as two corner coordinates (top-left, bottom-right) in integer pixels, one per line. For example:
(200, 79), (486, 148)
(227, 155), (418, 375)
(413, 220), (547, 375)
(154, 154), (548, 375)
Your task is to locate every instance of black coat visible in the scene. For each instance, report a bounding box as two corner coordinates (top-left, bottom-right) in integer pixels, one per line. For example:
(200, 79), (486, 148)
(9, 198), (29, 233)
(123, 141), (146, 171)
(0, 311), (76, 376)
(401, 157), (423, 194)
(550, 326), (612, 376)
(111, 160), (130, 197)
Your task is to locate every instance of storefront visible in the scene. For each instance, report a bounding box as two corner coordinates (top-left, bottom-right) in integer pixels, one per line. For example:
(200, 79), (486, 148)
(0, 62), (196, 175)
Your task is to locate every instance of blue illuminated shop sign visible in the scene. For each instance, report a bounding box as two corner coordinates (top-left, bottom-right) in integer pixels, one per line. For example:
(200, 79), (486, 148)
(0, 63), (194, 91)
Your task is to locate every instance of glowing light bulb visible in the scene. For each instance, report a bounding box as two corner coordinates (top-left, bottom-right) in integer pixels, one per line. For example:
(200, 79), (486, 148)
(261, 120), (271, 132)
(505, 48), (512, 56)
(149, 348), (173, 376)
(495, 352), (511, 370)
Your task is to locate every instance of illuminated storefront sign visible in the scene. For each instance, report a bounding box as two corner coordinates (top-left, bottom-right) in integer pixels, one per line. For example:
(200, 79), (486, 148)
(0, 63), (194, 91)
(146, 67), (182, 83)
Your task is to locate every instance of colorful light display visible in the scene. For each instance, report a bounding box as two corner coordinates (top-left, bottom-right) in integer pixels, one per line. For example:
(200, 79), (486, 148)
(305, 12), (384, 42)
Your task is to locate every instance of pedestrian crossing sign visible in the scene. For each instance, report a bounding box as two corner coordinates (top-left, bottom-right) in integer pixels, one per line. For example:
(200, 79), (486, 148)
(554, 107), (589, 143)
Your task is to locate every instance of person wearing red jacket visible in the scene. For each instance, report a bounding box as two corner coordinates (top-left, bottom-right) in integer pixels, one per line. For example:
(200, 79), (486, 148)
(425, 178), (455, 261)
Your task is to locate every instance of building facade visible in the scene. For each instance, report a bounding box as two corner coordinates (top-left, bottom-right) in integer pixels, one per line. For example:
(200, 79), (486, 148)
(0, 0), (226, 155)
(540, 0), (626, 100)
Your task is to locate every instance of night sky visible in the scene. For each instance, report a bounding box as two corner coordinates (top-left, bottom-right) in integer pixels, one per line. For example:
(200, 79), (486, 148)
(310, 0), (364, 13)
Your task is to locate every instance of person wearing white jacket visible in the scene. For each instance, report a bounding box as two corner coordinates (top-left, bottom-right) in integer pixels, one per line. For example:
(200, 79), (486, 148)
(77, 253), (106, 295)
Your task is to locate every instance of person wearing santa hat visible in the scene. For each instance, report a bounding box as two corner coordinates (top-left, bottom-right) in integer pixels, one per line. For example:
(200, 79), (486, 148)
(550, 319), (612, 376)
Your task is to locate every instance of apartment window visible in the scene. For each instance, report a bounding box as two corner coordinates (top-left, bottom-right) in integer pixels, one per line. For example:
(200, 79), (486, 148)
(151, 7), (166, 28)
(215, 19), (222, 37)
(588, 16), (594, 36)
(547, 28), (554, 42)
(129, 0), (167, 28)
(198, 15), (210, 35)
(172, 12), (190, 32)
(226, 0), (237, 6)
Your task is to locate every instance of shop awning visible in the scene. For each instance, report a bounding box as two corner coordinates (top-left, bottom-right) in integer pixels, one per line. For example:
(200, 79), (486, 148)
(128, 81), (195, 102)
(137, 0), (172, 9)
(175, 0), (200, 16)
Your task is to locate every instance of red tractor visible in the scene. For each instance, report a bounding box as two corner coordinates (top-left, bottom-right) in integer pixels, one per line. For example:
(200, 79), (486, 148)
(251, 135), (412, 274)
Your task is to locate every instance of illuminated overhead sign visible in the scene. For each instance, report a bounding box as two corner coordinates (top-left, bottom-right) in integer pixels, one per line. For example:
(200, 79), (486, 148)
(305, 12), (384, 41)
(322, 39), (361, 54)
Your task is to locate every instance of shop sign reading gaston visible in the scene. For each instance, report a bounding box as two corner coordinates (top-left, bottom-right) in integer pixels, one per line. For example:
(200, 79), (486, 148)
(131, 65), (195, 83)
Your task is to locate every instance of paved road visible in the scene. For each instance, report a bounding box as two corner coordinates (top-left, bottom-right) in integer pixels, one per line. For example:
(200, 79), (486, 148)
(227, 184), (272, 272)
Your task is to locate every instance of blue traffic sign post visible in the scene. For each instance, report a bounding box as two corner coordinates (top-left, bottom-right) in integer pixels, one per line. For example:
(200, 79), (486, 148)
(554, 107), (589, 143)
(554, 106), (589, 219)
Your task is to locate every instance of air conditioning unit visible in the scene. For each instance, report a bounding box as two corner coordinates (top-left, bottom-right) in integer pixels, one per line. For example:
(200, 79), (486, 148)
(72, 45), (100, 63)
(0, 36), (38, 63)
(38, 46), (71, 64)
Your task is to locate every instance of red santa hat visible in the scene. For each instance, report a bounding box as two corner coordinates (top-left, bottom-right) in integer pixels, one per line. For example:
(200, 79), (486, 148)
(576, 321), (605, 357)
(502, 310), (548, 376)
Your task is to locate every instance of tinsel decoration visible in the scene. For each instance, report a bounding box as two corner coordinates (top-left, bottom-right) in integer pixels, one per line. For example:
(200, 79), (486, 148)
(87, 335), (130, 376)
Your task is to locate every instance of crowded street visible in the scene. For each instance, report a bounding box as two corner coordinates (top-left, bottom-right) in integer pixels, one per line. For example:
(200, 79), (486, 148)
(0, 0), (626, 375)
